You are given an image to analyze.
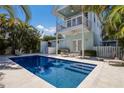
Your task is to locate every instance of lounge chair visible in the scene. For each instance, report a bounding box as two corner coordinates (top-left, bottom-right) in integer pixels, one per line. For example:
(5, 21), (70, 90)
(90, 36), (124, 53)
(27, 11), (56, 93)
(108, 56), (124, 65)
(15, 50), (22, 56)
(69, 53), (78, 57)
(60, 51), (69, 57)
(74, 52), (85, 59)
(97, 57), (104, 61)
(0, 72), (5, 88)
(108, 59), (124, 65)
(59, 48), (70, 57)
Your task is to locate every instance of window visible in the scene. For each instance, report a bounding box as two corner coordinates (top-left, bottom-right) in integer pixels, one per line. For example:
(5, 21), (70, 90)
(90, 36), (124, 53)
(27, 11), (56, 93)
(84, 13), (88, 27)
(94, 15), (95, 22)
(67, 20), (71, 27)
(72, 18), (76, 26)
(77, 16), (82, 25)
(84, 12), (88, 19)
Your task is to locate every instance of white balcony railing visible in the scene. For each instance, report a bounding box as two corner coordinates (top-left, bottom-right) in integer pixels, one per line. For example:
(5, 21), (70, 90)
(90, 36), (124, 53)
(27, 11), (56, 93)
(57, 16), (90, 32)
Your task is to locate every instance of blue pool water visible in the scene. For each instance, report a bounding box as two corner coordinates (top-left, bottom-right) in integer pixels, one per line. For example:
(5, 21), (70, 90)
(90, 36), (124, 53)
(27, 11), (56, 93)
(10, 56), (96, 88)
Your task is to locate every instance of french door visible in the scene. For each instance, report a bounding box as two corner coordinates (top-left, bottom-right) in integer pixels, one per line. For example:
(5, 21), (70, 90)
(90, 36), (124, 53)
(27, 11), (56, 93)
(72, 40), (82, 52)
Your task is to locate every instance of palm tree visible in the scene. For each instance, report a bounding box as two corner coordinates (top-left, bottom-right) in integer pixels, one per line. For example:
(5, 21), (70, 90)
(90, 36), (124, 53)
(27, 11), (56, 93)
(107, 6), (124, 38)
(6, 18), (40, 54)
(0, 5), (31, 54)
(82, 5), (124, 57)
(0, 6), (15, 18)
(0, 14), (8, 38)
(82, 5), (109, 22)
(82, 5), (124, 40)
(0, 14), (9, 54)
(0, 5), (31, 22)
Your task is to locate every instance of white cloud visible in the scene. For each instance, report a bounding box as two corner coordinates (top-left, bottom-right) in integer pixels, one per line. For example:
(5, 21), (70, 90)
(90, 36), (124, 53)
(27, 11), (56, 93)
(36, 25), (56, 37)
(36, 25), (44, 30)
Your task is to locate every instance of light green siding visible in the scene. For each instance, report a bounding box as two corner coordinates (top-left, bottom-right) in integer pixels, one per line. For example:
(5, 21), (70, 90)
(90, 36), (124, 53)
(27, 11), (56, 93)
(63, 32), (94, 52)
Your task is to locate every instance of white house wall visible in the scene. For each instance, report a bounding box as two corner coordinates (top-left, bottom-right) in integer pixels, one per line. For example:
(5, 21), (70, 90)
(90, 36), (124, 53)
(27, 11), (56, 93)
(58, 31), (94, 52)
(59, 12), (102, 46)
(90, 13), (102, 46)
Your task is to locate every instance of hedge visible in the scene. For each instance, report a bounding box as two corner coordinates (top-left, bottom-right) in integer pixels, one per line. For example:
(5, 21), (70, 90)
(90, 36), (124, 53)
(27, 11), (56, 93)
(84, 50), (96, 56)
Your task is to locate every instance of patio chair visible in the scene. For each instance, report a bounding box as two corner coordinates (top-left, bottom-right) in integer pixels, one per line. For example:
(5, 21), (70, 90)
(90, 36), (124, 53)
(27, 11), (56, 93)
(59, 48), (70, 57)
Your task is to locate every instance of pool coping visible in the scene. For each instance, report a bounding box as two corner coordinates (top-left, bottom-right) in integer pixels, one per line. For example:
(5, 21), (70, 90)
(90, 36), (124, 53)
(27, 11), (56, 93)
(1, 55), (55, 88)
(8, 54), (104, 88)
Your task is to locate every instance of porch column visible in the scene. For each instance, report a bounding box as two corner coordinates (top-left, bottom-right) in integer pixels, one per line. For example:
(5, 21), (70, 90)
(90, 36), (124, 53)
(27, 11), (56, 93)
(56, 33), (58, 55)
(81, 12), (84, 58)
(56, 17), (58, 55)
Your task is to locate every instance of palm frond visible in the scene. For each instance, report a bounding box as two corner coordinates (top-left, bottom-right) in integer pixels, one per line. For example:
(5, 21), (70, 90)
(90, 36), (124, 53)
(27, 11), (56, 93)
(20, 5), (31, 22)
(109, 6), (124, 21)
(0, 5), (15, 18)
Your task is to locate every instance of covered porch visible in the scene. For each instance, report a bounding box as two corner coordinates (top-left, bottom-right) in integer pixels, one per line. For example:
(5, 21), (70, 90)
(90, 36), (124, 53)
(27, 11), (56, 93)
(55, 27), (94, 58)
(55, 5), (90, 58)
(57, 31), (93, 52)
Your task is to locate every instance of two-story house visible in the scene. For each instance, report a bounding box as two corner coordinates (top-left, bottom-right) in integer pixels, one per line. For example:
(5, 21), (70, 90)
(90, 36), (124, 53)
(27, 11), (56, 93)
(53, 5), (102, 55)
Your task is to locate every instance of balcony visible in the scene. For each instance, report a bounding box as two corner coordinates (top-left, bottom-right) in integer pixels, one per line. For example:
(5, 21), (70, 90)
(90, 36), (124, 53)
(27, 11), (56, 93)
(57, 15), (90, 33)
(54, 5), (82, 19)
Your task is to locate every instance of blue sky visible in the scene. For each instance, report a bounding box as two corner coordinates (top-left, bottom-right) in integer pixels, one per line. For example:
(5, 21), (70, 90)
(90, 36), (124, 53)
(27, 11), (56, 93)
(28, 5), (56, 36)
(0, 5), (56, 36)
(29, 5), (56, 28)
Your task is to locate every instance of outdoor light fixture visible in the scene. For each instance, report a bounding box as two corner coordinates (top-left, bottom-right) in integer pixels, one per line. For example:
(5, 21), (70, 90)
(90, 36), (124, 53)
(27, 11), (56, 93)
(71, 9), (74, 12)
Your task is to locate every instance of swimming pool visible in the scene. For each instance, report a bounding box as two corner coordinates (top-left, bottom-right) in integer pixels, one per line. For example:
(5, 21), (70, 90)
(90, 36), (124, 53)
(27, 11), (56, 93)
(10, 55), (96, 88)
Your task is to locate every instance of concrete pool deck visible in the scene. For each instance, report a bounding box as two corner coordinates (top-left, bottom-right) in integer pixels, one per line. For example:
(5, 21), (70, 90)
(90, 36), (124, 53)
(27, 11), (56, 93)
(0, 54), (124, 88)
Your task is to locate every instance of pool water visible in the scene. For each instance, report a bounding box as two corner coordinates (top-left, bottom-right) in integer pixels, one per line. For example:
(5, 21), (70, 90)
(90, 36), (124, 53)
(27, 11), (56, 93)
(10, 56), (96, 88)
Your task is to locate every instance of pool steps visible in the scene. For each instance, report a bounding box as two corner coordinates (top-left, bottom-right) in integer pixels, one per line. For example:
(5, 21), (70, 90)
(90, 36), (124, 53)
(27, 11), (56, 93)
(65, 67), (90, 75)
(64, 63), (96, 74)
(75, 63), (95, 68)
(76, 64), (95, 69)
(70, 65), (93, 71)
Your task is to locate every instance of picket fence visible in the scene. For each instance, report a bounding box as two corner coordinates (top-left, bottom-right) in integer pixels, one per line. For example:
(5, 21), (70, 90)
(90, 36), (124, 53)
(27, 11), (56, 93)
(93, 46), (124, 58)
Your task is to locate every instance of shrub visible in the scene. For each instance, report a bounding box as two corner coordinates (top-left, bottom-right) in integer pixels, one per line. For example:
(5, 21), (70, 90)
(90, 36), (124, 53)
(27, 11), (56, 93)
(0, 39), (9, 55)
(58, 49), (61, 54)
(42, 35), (56, 41)
(84, 50), (96, 57)
(58, 48), (70, 54)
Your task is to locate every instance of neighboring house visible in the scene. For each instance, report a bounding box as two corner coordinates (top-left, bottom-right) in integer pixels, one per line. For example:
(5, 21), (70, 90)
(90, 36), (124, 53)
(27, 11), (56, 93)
(53, 5), (102, 53)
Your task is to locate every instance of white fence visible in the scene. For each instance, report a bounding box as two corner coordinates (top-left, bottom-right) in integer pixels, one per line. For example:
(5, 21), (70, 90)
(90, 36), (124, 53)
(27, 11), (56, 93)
(49, 39), (66, 48)
(93, 46), (124, 58)
(40, 41), (48, 54)
(48, 47), (56, 54)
